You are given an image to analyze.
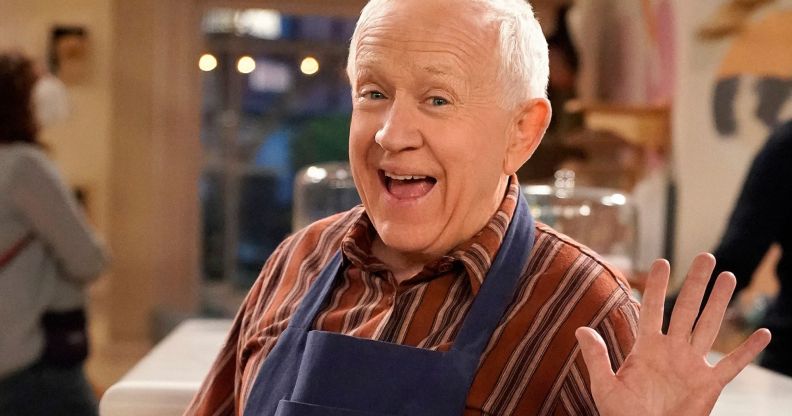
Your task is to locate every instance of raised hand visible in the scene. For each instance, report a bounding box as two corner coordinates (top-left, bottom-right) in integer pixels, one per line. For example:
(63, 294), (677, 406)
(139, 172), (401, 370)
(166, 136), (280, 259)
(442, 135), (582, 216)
(576, 253), (772, 416)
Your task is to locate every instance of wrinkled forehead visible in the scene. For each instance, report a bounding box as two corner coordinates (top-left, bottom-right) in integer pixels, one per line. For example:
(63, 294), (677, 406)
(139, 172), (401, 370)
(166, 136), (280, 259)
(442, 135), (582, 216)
(350, 0), (499, 82)
(355, 0), (496, 44)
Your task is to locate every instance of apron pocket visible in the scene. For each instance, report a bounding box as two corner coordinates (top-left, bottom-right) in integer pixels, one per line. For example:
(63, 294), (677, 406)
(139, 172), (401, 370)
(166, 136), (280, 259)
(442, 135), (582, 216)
(274, 399), (393, 416)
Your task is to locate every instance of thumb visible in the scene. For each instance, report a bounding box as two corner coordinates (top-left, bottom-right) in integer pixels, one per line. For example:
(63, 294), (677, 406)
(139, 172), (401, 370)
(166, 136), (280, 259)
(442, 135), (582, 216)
(576, 327), (615, 388)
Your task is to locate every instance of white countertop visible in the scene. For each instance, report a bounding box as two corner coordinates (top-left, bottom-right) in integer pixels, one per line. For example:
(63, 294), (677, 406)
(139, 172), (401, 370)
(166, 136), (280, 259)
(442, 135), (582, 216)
(100, 319), (792, 415)
(711, 352), (792, 415)
(99, 319), (232, 416)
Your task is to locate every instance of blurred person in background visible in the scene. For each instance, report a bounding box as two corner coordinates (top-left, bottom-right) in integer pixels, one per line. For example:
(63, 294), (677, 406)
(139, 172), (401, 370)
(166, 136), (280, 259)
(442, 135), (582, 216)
(517, 4), (584, 183)
(0, 51), (108, 415)
(702, 119), (792, 376)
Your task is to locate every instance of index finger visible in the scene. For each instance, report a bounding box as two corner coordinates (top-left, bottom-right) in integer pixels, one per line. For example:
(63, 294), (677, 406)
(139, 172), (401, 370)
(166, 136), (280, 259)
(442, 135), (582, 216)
(637, 259), (670, 337)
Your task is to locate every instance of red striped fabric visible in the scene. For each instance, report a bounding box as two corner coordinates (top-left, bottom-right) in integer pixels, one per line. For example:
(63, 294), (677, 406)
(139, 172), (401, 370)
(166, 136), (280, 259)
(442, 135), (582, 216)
(186, 177), (639, 416)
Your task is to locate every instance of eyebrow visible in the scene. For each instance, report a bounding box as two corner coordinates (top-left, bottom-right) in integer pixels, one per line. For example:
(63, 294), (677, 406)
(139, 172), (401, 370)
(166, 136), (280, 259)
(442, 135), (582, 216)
(420, 65), (460, 79)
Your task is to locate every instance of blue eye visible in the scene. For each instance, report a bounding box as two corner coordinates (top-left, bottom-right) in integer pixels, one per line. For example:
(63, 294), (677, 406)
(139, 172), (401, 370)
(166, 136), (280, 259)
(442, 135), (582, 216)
(430, 97), (449, 106)
(368, 91), (386, 100)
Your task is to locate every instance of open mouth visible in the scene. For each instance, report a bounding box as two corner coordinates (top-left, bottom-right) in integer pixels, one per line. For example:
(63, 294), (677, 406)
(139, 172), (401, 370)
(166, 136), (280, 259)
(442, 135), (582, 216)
(379, 170), (437, 200)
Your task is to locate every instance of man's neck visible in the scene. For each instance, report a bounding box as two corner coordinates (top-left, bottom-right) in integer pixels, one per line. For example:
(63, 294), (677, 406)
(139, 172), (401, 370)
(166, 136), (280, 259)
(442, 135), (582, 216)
(370, 238), (433, 283)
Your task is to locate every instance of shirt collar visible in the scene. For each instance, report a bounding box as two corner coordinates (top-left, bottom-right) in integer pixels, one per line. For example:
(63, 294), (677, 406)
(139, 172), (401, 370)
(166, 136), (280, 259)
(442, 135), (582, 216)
(341, 175), (521, 295)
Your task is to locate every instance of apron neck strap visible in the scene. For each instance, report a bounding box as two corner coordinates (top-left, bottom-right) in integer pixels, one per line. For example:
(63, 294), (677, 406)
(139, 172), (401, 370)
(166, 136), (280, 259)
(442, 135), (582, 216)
(450, 192), (535, 356)
(289, 252), (344, 329)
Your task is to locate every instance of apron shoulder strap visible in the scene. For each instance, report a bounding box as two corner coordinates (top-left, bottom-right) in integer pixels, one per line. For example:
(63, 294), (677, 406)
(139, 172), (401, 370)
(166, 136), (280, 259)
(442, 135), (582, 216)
(289, 251), (345, 329)
(451, 192), (535, 357)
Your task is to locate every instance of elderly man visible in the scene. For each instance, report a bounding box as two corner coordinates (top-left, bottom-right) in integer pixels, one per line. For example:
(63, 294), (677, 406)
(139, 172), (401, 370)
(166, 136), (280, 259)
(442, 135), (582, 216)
(187, 0), (770, 415)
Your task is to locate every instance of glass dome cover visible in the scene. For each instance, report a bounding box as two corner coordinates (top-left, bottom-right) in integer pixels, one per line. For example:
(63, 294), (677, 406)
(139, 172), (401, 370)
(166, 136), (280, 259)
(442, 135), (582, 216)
(523, 170), (638, 276)
(293, 162), (360, 231)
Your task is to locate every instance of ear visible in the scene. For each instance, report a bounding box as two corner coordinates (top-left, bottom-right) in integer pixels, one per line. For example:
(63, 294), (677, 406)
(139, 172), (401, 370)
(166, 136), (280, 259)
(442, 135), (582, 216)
(503, 98), (552, 175)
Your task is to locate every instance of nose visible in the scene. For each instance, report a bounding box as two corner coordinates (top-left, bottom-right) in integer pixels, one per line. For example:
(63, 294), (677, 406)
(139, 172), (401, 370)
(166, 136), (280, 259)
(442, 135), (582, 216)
(374, 96), (422, 152)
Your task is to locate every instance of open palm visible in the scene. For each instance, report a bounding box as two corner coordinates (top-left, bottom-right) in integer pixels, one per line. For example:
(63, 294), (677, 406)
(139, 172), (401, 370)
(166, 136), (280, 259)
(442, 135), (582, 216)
(576, 253), (772, 416)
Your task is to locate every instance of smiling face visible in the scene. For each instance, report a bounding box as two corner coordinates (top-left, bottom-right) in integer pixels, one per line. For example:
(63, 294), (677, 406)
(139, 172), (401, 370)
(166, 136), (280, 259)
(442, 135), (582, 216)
(348, 0), (549, 268)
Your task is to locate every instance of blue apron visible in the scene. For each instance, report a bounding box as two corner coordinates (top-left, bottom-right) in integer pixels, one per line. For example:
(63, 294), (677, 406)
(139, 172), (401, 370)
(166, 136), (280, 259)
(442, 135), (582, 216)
(243, 193), (535, 416)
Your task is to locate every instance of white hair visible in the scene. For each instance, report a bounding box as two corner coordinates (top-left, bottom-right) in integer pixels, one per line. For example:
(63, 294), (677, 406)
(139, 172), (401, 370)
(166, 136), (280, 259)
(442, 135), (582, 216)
(346, 0), (549, 108)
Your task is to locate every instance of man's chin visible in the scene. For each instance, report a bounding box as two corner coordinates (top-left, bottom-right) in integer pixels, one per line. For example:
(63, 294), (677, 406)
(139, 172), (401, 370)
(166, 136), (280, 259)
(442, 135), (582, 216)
(368, 208), (448, 260)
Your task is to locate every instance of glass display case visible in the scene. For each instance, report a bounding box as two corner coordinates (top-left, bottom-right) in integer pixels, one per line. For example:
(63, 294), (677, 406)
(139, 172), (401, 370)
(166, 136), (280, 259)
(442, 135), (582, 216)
(523, 170), (638, 278)
(292, 166), (638, 279)
(293, 162), (360, 231)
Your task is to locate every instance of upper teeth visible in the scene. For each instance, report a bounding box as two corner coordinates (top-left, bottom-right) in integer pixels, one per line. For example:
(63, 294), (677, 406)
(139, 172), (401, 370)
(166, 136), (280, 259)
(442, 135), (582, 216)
(385, 173), (426, 181)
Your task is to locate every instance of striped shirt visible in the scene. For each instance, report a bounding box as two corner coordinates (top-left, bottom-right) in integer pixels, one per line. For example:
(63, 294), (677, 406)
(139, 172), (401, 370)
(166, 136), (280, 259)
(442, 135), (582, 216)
(186, 177), (640, 415)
